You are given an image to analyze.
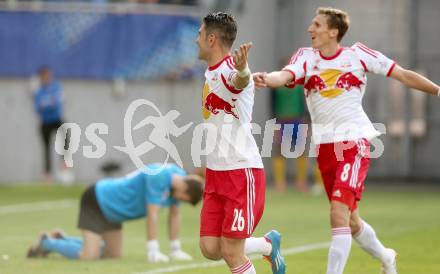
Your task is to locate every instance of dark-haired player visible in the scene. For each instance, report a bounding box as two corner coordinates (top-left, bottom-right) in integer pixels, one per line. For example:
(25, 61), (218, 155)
(27, 163), (204, 262)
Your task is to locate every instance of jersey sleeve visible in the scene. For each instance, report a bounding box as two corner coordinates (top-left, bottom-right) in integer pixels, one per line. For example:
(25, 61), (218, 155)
(220, 58), (244, 94)
(352, 42), (396, 76)
(282, 48), (309, 88)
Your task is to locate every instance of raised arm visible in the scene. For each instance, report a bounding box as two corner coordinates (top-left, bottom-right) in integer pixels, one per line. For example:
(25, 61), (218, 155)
(231, 42), (253, 89)
(389, 65), (440, 96)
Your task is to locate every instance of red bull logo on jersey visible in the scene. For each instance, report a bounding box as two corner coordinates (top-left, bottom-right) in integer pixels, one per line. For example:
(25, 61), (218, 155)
(304, 69), (364, 98)
(202, 83), (238, 120)
(335, 72), (364, 90)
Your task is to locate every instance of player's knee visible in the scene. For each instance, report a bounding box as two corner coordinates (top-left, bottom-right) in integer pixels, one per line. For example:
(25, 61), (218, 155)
(330, 206), (349, 227)
(220, 246), (235, 263)
(199, 241), (221, 260)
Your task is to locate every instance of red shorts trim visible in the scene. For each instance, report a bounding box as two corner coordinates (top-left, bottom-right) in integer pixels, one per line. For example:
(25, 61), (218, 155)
(200, 168), (266, 239)
(317, 139), (370, 211)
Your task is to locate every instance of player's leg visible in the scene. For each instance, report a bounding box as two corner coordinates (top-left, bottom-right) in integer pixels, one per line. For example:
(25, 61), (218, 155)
(77, 184), (118, 259)
(222, 237), (256, 274)
(200, 236), (222, 260)
(102, 229), (123, 258)
(223, 168), (285, 274)
(40, 123), (52, 181)
(199, 168), (224, 260)
(35, 232), (83, 259)
(327, 200), (352, 274)
(318, 142), (355, 274)
(351, 208), (398, 274)
(220, 168), (257, 273)
(79, 229), (102, 260)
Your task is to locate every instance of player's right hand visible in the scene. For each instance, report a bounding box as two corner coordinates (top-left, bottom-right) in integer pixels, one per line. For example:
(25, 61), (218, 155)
(148, 250), (170, 263)
(253, 72), (267, 88)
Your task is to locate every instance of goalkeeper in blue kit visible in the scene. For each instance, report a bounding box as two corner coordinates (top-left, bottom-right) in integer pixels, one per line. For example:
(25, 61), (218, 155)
(27, 163), (204, 262)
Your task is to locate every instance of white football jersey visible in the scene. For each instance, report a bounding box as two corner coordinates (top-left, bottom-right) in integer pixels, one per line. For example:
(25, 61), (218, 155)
(283, 42), (396, 144)
(202, 55), (263, 170)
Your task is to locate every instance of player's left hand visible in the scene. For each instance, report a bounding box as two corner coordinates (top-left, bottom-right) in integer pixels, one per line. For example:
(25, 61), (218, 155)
(232, 42), (253, 72)
(170, 249), (193, 261)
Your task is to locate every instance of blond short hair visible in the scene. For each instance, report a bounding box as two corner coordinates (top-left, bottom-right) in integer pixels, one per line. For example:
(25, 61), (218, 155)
(317, 7), (350, 42)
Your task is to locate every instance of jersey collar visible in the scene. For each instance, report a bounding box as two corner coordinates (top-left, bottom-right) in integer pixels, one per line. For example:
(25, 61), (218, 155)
(319, 46), (343, 60)
(208, 55), (231, 71)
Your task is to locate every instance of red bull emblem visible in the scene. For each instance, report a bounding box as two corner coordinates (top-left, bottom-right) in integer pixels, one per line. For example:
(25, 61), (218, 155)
(204, 92), (239, 119)
(335, 72), (364, 90)
(304, 75), (327, 96)
(304, 69), (363, 98)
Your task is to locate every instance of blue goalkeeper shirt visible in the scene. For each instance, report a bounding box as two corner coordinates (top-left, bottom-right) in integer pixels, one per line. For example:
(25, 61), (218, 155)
(95, 163), (186, 223)
(33, 81), (63, 124)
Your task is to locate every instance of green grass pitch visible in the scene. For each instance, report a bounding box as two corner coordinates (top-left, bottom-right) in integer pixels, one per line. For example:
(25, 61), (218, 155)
(0, 183), (439, 274)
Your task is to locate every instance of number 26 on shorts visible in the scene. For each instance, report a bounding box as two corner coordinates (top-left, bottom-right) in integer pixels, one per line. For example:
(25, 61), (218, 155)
(231, 208), (245, 232)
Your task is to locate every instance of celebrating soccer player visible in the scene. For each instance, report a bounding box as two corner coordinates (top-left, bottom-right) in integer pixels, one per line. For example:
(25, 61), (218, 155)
(253, 7), (439, 274)
(197, 12), (285, 274)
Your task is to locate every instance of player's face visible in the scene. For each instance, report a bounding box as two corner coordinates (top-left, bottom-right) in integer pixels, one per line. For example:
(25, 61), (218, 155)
(196, 24), (209, 60)
(308, 14), (337, 49)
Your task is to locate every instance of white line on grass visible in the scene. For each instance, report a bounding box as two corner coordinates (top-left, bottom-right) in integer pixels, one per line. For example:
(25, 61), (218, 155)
(132, 241), (330, 274)
(0, 199), (76, 215)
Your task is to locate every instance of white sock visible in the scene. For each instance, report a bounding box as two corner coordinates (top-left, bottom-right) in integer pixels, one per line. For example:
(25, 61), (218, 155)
(354, 220), (387, 261)
(230, 259), (256, 274)
(327, 227), (352, 274)
(244, 237), (271, 256)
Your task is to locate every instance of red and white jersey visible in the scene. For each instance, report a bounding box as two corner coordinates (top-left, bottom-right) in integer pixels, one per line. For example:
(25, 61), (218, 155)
(202, 55), (263, 170)
(283, 42), (396, 144)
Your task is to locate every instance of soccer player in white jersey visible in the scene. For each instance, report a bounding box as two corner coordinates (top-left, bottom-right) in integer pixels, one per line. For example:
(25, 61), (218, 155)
(197, 12), (285, 274)
(253, 7), (440, 274)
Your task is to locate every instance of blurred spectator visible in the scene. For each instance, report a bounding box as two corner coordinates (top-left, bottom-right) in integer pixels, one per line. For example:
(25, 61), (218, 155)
(33, 66), (70, 183)
(271, 74), (323, 194)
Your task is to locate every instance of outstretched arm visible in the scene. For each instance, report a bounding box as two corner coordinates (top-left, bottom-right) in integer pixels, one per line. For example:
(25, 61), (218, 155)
(253, 70), (294, 89)
(389, 65), (439, 96)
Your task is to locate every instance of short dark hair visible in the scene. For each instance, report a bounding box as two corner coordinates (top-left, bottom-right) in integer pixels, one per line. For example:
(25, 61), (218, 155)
(202, 12), (237, 48)
(184, 175), (204, 206)
(317, 7), (350, 42)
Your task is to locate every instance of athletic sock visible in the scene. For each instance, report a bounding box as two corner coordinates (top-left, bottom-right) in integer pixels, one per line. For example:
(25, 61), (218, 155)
(230, 259), (256, 274)
(354, 220), (387, 261)
(63, 236), (83, 245)
(245, 237), (272, 256)
(41, 238), (82, 259)
(327, 227), (352, 274)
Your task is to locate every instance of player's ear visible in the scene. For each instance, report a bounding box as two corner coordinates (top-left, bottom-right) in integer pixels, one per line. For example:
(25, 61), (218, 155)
(207, 33), (216, 47)
(329, 28), (339, 40)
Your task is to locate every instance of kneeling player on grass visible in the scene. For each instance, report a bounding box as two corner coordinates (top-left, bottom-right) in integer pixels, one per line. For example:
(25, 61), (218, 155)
(27, 163), (204, 262)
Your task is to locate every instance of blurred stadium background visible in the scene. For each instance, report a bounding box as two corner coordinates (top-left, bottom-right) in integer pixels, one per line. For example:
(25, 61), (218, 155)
(0, 0), (439, 273)
(0, 0), (439, 182)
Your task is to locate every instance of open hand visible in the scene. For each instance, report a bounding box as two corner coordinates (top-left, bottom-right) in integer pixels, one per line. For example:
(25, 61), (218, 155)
(232, 42), (253, 71)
